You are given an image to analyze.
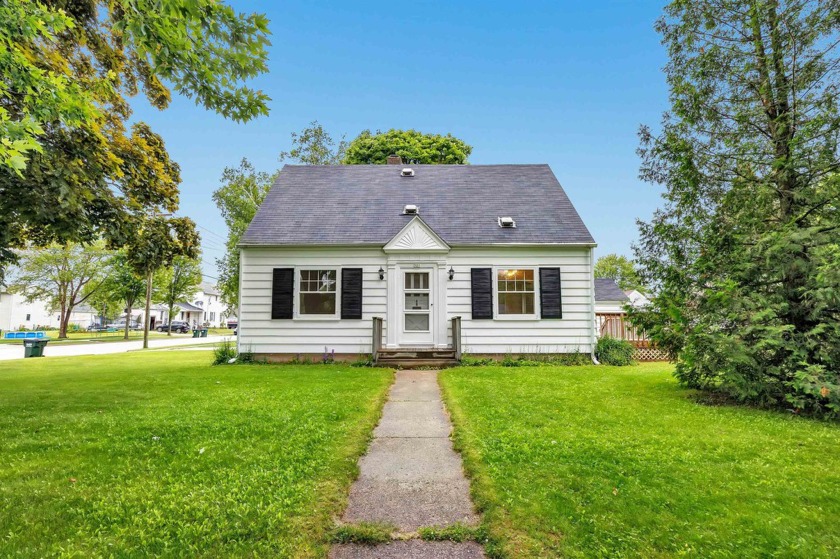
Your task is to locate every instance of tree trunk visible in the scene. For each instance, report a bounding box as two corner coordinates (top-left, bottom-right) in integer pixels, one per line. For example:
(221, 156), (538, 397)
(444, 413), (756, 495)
(167, 305), (175, 336)
(58, 302), (68, 339)
(143, 269), (153, 349)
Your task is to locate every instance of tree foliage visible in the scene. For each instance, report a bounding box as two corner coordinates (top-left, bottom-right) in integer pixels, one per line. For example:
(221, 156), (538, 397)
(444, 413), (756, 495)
(8, 243), (111, 338)
(279, 121), (346, 165)
(0, 0), (270, 280)
(102, 252), (146, 339)
(632, 0), (840, 417)
(594, 254), (644, 291)
(343, 129), (472, 164)
(154, 256), (202, 335)
(212, 159), (275, 309)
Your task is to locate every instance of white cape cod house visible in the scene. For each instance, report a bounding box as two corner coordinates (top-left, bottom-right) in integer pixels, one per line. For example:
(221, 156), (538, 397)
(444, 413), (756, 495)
(237, 164), (597, 364)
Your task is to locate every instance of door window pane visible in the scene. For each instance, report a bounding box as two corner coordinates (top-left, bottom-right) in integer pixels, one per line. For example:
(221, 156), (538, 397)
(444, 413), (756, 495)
(405, 314), (430, 331)
(405, 272), (429, 290)
(404, 293), (430, 310)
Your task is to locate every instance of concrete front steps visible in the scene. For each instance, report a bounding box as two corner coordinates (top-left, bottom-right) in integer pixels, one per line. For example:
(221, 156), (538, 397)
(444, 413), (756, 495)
(375, 348), (459, 368)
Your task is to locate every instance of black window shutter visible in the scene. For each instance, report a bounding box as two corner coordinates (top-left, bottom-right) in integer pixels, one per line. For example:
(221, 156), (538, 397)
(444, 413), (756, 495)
(271, 268), (294, 319)
(539, 267), (562, 319)
(471, 268), (493, 319)
(341, 268), (363, 319)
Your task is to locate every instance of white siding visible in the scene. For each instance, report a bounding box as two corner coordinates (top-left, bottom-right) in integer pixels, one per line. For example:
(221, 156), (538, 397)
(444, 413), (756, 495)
(239, 248), (388, 355)
(238, 245), (595, 356)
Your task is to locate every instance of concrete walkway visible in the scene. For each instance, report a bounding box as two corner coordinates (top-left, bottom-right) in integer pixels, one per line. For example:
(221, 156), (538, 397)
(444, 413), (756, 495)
(0, 335), (231, 361)
(330, 370), (484, 559)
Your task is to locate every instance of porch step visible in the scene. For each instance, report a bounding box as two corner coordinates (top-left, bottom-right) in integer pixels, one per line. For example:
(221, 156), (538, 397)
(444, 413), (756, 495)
(375, 347), (459, 368)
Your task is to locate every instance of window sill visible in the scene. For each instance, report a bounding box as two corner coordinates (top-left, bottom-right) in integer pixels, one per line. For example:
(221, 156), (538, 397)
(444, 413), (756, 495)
(493, 315), (540, 321)
(293, 316), (341, 322)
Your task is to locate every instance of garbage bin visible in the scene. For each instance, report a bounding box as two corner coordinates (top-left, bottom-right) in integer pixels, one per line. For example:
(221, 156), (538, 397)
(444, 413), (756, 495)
(192, 329), (200, 338)
(200, 329), (208, 338)
(23, 338), (49, 358)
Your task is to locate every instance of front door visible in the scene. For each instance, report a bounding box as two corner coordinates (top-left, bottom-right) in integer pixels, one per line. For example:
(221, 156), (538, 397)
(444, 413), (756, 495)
(401, 270), (434, 346)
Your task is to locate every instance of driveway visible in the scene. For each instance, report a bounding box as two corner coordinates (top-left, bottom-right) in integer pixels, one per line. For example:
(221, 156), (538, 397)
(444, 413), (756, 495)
(0, 335), (232, 361)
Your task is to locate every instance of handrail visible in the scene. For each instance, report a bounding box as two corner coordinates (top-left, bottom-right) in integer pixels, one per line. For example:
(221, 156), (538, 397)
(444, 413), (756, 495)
(451, 316), (462, 361)
(372, 316), (383, 357)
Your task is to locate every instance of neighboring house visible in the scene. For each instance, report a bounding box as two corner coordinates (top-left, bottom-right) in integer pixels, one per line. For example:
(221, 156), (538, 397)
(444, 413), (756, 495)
(594, 278), (630, 314)
(237, 164), (598, 363)
(625, 289), (651, 308)
(139, 283), (225, 329)
(0, 289), (54, 331)
(0, 289), (96, 332)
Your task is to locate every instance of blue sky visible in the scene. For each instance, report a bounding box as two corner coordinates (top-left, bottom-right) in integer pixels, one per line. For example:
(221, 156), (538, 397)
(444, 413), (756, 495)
(130, 1), (670, 279)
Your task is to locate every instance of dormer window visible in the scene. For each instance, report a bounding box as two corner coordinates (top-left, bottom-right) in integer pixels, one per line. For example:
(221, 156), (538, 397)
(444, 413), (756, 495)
(498, 216), (516, 228)
(403, 204), (419, 215)
(401, 168), (415, 177)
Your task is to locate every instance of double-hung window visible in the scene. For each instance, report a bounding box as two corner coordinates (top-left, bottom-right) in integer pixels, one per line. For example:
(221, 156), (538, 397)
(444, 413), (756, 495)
(299, 269), (337, 315)
(497, 269), (535, 315)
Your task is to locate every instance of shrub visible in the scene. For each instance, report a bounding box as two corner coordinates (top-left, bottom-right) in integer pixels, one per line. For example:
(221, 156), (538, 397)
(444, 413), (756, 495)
(596, 336), (635, 366)
(212, 339), (236, 365)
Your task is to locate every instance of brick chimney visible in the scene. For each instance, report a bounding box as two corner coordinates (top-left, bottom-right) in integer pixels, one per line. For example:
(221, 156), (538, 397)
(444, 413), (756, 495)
(386, 154), (402, 165)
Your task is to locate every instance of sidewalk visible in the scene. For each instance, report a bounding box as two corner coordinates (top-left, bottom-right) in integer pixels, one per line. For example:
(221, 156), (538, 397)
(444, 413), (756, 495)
(0, 335), (231, 361)
(330, 370), (484, 559)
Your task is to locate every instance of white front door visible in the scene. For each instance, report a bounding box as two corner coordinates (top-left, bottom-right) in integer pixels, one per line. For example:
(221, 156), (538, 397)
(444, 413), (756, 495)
(400, 270), (434, 346)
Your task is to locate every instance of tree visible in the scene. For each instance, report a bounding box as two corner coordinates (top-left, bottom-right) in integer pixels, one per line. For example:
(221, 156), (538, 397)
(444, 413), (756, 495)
(632, 0), (840, 416)
(594, 254), (644, 292)
(102, 252), (146, 339)
(342, 129), (472, 164)
(212, 159), (276, 310)
(279, 121), (347, 164)
(154, 256), (202, 336)
(0, 0), (270, 280)
(8, 243), (111, 338)
(127, 215), (200, 347)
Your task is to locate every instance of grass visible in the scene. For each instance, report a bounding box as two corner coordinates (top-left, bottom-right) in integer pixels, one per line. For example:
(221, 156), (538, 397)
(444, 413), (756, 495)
(0, 352), (392, 558)
(0, 328), (235, 345)
(439, 363), (840, 558)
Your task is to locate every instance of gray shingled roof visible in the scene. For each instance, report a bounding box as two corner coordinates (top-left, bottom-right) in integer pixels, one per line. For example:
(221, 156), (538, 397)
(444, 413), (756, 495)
(594, 278), (629, 302)
(240, 164), (595, 246)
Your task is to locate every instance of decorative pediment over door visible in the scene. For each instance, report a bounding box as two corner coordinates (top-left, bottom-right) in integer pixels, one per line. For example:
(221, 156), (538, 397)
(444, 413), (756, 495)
(383, 216), (450, 253)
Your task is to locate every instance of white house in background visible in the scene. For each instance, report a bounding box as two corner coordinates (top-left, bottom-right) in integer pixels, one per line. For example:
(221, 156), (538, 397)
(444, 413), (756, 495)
(594, 278), (630, 314)
(0, 289), (97, 332)
(237, 163), (598, 364)
(625, 289), (651, 308)
(138, 282), (226, 329)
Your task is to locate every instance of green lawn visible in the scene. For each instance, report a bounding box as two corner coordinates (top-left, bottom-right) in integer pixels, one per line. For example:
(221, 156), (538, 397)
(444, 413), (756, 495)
(0, 352), (392, 558)
(439, 363), (840, 558)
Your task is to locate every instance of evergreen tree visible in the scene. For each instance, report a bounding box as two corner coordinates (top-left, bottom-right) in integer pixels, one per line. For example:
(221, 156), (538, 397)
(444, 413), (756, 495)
(633, 0), (840, 416)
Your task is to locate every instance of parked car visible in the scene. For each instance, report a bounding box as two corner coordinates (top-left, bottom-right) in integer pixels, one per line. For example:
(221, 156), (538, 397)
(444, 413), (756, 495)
(227, 319), (238, 329)
(155, 321), (190, 334)
(87, 322), (111, 332)
(112, 319), (143, 331)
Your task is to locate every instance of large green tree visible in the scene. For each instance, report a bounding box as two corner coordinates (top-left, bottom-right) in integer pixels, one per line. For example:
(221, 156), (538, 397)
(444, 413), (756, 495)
(154, 256), (202, 335)
(594, 254), (644, 292)
(343, 129), (472, 164)
(633, 0), (840, 416)
(212, 159), (275, 310)
(0, 0), (270, 281)
(8, 243), (111, 338)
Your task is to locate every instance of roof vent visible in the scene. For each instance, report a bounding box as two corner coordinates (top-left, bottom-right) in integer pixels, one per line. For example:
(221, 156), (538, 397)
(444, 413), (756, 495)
(403, 204), (419, 215)
(400, 168), (415, 177)
(498, 216), (516, 228)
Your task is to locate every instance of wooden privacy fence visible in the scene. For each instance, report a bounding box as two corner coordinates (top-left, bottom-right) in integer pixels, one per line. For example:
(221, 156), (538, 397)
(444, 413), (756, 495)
(596, 312), (668, 361)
